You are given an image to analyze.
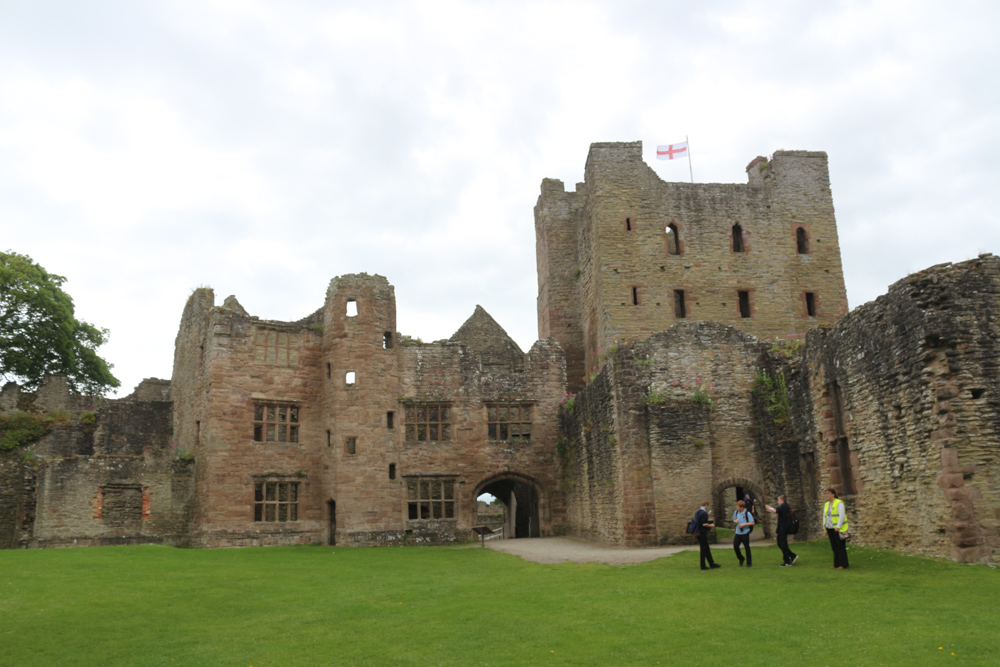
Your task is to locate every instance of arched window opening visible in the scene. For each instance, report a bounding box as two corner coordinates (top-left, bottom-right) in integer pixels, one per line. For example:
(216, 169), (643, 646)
(732, 224), (745, 253)
(665, 224), (680, 255)
(796, 227), (809, 254)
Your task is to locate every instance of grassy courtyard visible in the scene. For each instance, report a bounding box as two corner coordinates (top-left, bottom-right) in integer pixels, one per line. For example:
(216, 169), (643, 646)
(1, 539), (998, 666)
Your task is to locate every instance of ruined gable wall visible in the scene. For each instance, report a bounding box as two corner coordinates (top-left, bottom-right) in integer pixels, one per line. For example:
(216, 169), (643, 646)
(796, 255), (1000, 564)
(560, 143), (848, 388)
(184, 299), (326, 547)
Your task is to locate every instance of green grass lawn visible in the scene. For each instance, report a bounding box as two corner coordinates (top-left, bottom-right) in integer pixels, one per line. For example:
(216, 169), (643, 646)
(1, 540), (997, 666)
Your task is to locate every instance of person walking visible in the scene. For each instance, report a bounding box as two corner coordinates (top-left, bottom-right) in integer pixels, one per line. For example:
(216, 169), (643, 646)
(731, 500), (754, 567)
(765, 494), (798, 567)
(695, 501), (721, 570)
(823, 488), (850, 569)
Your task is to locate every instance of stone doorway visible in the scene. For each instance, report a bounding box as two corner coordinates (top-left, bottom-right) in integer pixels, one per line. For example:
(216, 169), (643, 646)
(476, 474), (540, 539)
(714, 479), (770, 540)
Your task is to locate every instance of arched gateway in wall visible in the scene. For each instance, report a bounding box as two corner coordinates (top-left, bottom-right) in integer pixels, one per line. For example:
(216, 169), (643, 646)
(713, 477), (771, 539)
(474, 472), (543, 539)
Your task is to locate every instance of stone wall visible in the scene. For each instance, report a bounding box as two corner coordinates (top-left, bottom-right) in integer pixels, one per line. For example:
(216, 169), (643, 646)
(0, 376), (193, 548)
(171, 290), (326, 548)
(28, 455), (194, 547)
(560, 323), (797, 546)
(793, 254), (1000, 564)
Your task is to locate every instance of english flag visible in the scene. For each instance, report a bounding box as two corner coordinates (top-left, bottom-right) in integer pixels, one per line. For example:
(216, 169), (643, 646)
(656, 142), (688, 160)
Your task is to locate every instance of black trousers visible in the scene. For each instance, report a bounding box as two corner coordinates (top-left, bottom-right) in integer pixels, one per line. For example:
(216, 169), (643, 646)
(777, 532), (796, 564)
(826, 528), (849, 568)
(698, 532), (716, 568)
(733, 532), (751, 565)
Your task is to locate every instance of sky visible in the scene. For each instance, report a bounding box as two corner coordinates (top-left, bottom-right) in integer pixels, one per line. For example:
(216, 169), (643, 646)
(2, 0), (998, 398)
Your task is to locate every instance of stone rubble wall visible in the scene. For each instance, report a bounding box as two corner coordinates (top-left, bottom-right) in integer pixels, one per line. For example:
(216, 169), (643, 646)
(0, 375), (192, 548)
(795, 255), (1000, 564)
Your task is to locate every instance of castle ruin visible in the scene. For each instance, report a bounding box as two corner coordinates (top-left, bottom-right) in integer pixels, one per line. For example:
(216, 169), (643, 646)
(2, 142), (998, 565)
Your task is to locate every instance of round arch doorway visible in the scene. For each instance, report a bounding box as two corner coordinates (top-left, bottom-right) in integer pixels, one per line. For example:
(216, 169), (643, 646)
(714, 478), (771, 540)
(476, 473), (541, 539)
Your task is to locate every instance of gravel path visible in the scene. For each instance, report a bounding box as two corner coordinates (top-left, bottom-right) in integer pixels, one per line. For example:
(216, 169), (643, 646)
(484, 536), (775, 565)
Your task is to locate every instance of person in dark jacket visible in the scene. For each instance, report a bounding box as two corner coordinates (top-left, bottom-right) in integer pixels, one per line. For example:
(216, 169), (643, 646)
(765, 494), (798, 567)
(695, 501), (721, 570)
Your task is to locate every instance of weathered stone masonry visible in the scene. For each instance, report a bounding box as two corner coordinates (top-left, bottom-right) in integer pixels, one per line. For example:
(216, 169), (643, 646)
(3, 142), (998, 566)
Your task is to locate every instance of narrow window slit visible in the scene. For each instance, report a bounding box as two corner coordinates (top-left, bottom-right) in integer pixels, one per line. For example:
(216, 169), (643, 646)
(674, 290), (686, 318)
(738, 291), (751, 318)
(732, 224), (745, 253)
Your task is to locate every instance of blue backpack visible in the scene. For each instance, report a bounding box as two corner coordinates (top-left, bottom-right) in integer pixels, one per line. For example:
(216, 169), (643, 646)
(686, 516), (700, 536)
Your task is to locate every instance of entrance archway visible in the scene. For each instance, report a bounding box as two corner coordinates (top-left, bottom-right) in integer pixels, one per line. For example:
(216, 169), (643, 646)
(475, 473), (541, 538)
(713, 477), (771, 540)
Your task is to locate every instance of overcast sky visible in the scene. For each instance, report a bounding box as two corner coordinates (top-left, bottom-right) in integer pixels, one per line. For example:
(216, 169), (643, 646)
(2, 0), (998, 397)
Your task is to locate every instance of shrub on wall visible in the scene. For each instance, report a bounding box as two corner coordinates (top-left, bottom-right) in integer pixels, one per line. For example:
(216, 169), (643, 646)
(0, 411), (52, 451)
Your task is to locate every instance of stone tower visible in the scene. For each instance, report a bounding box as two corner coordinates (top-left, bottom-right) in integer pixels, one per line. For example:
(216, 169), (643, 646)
(535, 141), (849, 390)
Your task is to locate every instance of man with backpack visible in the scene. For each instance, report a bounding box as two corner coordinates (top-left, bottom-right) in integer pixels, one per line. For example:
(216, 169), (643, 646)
(765, 494), (799, 567)
(693, 501), (721, 570)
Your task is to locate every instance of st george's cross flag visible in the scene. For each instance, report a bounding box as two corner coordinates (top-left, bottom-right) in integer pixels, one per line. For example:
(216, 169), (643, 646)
(656, 142), (688, 160)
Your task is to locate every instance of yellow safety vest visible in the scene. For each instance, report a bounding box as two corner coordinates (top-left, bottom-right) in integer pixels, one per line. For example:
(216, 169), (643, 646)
(823, 499), (849, 532)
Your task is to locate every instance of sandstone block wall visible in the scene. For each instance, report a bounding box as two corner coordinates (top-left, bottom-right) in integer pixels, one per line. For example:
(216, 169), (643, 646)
(168, 273), (567, 547)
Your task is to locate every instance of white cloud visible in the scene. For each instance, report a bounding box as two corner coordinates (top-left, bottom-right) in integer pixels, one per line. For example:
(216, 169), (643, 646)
(1, 0), (998, 395)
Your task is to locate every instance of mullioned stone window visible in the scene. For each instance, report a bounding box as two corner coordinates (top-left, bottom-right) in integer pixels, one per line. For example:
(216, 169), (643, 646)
(404, 403), (451, 441)
(254, 481), (299, 522)
(253, 328), (300, 366)
(406, 477), (456, 520)
(487, 403), (532, 440)
(253, 403), (300, 443)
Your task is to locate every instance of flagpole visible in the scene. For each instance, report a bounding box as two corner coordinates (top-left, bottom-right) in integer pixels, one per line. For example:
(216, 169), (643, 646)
(686, 134), (694, 183)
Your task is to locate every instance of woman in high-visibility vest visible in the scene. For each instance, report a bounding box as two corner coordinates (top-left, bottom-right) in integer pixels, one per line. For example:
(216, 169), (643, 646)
(823, 488), (850, 569)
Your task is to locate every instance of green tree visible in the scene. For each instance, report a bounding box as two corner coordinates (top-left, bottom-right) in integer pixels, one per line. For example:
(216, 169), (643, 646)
(0, 251), (119, 395)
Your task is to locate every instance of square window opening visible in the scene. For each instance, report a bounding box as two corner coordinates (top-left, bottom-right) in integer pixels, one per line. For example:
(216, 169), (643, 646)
(346, 299), (358, 317)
